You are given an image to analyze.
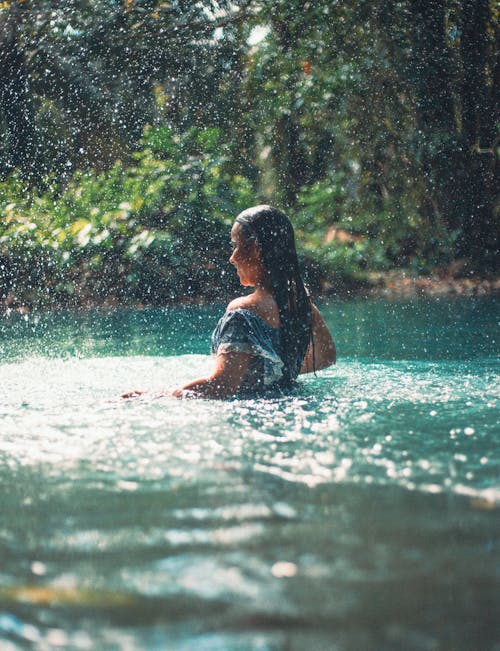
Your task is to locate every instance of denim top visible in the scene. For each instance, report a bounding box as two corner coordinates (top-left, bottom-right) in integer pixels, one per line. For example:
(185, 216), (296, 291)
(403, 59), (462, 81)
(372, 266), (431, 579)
(211, 308), (285, 393)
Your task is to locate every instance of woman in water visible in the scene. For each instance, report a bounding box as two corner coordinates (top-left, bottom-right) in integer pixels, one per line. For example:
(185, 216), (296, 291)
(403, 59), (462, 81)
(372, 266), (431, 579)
(171, 205), (335, 398)
(123, 205), (335, 399)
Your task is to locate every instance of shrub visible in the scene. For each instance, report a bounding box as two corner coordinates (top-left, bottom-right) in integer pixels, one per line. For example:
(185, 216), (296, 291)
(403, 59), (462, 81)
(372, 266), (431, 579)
(0, 127), (253, 308)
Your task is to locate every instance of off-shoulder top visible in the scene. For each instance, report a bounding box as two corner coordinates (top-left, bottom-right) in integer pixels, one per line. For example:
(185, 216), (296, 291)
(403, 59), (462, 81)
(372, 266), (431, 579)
(211, 308), (285, 394)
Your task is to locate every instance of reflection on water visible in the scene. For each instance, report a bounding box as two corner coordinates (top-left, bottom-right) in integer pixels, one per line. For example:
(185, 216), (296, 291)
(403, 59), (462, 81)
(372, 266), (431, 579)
(0, 298), (498, 650)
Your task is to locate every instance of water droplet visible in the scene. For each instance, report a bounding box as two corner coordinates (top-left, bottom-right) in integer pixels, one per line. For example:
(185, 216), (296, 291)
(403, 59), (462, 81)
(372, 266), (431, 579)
(31, 561), (47, 576)
(46, 628), (69, 647)
(271, 561), (297, 578)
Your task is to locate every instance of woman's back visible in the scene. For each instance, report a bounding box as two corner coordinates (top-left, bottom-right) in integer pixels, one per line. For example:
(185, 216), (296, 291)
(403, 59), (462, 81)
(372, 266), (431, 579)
(211, 307), (285, 395)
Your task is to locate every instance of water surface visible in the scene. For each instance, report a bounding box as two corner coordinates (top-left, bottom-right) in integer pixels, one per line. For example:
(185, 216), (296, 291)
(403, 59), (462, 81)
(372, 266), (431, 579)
(0, 298), (498, 650)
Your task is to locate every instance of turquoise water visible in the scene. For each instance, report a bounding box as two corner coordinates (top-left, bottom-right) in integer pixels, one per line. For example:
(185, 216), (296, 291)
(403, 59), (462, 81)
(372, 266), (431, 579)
(0, 298), (498, 650)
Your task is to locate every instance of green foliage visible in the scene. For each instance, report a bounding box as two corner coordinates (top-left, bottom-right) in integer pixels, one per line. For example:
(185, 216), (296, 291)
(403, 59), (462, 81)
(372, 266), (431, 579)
(0, 127), (253, 308)
(0, 0), (251, 182)
(243, 0), (497, 271)
(293, 166), (455, 286)
(1, 0), (497, 308)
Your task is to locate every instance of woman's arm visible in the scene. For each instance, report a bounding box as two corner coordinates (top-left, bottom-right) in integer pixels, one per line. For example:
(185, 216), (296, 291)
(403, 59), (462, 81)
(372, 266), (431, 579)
(300, 303), (336, 374)
(172, 351), (252, 399)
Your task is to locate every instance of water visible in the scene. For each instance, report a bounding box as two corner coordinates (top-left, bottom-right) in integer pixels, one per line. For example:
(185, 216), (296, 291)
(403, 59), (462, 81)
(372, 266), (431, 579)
(0, 298), (498, 650)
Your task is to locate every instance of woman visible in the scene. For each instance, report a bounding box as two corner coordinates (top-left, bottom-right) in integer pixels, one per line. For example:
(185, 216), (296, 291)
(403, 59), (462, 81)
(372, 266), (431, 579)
(170, 204), (336, 398)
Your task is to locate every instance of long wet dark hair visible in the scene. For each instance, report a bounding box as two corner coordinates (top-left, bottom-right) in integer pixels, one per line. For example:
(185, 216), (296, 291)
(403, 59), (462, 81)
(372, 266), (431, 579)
(235, 205), (312, 385)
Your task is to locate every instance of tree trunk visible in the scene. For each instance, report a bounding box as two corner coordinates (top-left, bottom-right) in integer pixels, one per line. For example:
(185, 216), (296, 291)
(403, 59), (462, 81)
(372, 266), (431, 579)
(406, 0), (498, 271)
(0, 8), (40, 183)
(270, 16), (308, 208)
(407, 0), (464, 228)
(455, 0), (498, 270)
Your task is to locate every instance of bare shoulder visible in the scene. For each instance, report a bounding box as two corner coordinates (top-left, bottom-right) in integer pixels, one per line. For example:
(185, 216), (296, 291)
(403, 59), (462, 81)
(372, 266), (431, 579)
(226, 295), (253, 313)
(226, 294), (280, 328)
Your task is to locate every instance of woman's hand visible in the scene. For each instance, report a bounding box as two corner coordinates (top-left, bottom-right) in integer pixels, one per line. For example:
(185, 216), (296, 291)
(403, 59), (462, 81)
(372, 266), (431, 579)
(120, 389), (145, 399)
(171, 388), (198, 399)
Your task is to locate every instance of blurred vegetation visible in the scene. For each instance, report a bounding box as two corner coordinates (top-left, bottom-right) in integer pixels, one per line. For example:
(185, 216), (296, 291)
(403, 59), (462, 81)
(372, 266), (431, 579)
(0, 127), (254, 307)
(0, 0), (498, 309)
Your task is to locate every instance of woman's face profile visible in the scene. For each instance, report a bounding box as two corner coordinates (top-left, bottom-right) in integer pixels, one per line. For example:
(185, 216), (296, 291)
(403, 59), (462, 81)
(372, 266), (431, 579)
(229, 222), (262, 287)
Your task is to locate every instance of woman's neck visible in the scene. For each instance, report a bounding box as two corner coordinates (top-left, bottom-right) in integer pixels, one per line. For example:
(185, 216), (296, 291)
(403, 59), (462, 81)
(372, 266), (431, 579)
(251, 267), (273, 294)
(252, 284), (274, 298)
(241, 286), (279, 328)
